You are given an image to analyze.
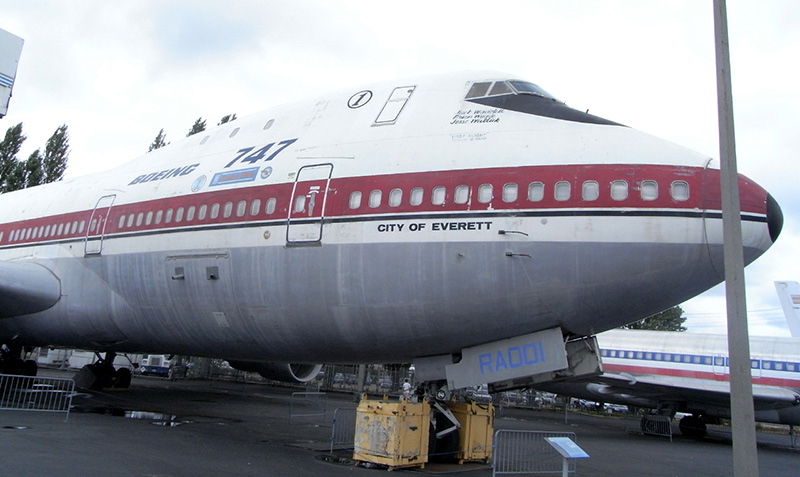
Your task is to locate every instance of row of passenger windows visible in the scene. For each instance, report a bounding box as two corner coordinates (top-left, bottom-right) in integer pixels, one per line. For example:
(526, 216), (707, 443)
(602, 349), (800, 372)
(1, 179), (692, 242)
(347, 180), (691, 210)
(117, 198), (279, 229)
(2, 220), (86, 243)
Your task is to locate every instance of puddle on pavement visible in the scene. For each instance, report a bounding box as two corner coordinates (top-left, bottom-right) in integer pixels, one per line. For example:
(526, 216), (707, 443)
(76, 407), (189, 426)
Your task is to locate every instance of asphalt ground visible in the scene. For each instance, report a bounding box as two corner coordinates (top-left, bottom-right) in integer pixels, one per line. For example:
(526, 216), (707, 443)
(1, 368), (798, 476)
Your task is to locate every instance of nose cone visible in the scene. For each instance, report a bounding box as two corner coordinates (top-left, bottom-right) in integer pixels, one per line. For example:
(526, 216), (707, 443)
(767, 193), (783, 243)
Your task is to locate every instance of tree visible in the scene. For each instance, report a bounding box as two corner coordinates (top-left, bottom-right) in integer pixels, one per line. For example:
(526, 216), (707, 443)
(148, 128), (168, 152)
(186, 117), (207, 137)
(23, 149), (44, 188)
(621, 305), (687, 332)
(0, 123), (26, 192)
(41, 124), (69, 183)
(218, 113), (237, 125)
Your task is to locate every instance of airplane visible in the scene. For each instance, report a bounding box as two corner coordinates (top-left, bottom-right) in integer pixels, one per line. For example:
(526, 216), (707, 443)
(526, 328), (800, 437)
(0, 70), (783, 397)
(775, 281), (800, 338)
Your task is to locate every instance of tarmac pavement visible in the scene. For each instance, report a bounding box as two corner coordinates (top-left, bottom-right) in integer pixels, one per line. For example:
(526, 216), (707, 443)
(0, 368), (797, 476)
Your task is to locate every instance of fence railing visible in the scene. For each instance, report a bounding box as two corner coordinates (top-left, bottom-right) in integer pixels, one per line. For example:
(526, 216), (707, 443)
(493, 430), (578, 476)
(289, 391), (327, 423)
(639, 414), (673, 441)
(0, 374), (75, 421)
(330, 407), (356, 453)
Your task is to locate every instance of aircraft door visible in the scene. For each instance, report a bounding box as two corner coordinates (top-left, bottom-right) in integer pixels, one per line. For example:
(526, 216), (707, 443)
(286, 164), (333, 245)
(85, 194), (116, 255)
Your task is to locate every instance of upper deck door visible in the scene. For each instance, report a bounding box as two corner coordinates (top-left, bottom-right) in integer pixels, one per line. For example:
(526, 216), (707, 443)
(286, 164), (333, 245)
(85, 194), (116, 255)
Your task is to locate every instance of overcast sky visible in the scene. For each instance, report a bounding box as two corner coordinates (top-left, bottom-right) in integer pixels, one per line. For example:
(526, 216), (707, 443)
(3, 1), (799, 336)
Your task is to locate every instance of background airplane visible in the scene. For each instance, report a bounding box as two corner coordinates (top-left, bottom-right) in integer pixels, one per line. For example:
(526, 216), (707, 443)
(0, 71), (782, 396)
(528, 328), (800, 437)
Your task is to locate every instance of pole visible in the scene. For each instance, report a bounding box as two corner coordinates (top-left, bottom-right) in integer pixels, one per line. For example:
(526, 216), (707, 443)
(713, 1), (759, 475)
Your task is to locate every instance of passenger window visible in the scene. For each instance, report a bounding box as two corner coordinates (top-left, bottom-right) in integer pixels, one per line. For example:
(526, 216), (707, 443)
(250, 199), (261, 216)
(671, 181), (689, 201)
(223, 202), (233, 218)
(136, 213), (144, 227)
(198, 205), (208, 221)
(503, 183), (518, 203)
(89, 219), (97, 233)
(611, 180), (628, 201)
(528, 182), (544, 202)
(349, 191), (362, 209)
(454, 185), (469, 204)
(389, 188), (402, 207)
(78, 221), (85, 233)
(432, 186), (446, 205)
(369, 190), (382, 208)
(641, 180), (658, 201)
(582, 181), (599, 201)
(45, 225), (51, 237)
(410, 187), (423, 206)
(145, 211), (153, 225)
(186, 207), (195, 221)
(57, 223), (64, 235)
(155, 210), (163, 225)
(211, 203), (220, 219)
(165, 209), (174, 223)
(266, 198), (277, 215)
(126, 214), (134, 228)
(236, 200), (247, 217)
(555, 181), (571, 201)
(478, 184), (493, 203)
(118, 215), (126, 229)
(176, 207), (185, 223)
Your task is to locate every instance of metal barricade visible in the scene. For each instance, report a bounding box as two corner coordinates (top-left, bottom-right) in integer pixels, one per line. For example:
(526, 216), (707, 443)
(0, 374), (75, 421)
(289, 391), (327, 423)
(493, 430), (578, 476)
(640, 414), (673, 441)
(329, 407), (356, 454)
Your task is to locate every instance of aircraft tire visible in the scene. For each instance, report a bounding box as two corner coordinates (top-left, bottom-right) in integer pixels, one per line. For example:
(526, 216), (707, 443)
(678, 415), (707, 438)
(114, 368), (132, 388)
(22, 359), (38, 377)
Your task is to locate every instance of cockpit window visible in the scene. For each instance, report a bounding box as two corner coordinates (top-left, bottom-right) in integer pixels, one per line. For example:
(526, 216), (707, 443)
(488, 81), (513, 96)
(465, 82), (492, 99)
(466, 80), (558, 101)
(508, 80), (556, 100)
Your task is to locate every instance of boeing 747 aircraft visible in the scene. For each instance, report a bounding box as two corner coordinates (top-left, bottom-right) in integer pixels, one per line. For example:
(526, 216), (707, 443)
(0, 71), (783, 396)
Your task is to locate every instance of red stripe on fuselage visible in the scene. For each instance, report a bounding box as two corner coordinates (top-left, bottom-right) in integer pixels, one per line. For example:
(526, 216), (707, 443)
(0, 164), (766, 247)
(604, 363), (800, 389)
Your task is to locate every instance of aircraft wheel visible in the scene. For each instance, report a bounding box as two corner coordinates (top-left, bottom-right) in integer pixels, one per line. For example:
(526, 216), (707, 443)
(679, 415), (707, 438)
(22, 359), (38, 376)
(114, 368), (132, 388)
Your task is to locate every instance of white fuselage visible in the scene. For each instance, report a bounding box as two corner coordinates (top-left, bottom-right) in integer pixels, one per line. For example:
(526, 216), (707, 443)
(0, 71), (780, 368)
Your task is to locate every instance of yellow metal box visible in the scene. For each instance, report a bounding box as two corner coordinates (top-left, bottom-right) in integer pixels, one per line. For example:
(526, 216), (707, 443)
(353, 398), (430, 469)
(450, 401), (494, 463)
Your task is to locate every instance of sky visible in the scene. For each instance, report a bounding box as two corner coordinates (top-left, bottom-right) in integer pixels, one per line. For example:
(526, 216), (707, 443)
(2, 1), (799, 337)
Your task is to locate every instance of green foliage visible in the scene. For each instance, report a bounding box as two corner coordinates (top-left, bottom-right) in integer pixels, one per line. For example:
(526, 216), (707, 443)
(42, 124), (69, 183)
(621, 306), (687, 332)
(186, 117), (207, 137)
(148, 128), (168, 152)
(23, 149), (44, 187)
(0, 123), (70, 193)
(0, 123), (26, 192)
(218, 113), (237, 125)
